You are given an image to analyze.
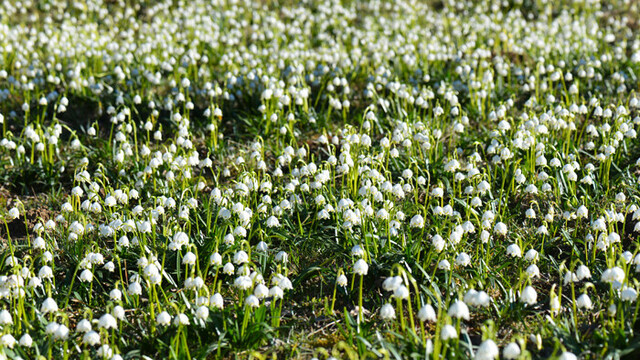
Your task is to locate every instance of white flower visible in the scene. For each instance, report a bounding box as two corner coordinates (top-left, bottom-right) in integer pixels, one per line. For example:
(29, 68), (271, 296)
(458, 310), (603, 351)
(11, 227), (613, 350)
(337, 274), (348, 287)
(526, 264), (540, 278)
(7, 207), (19, 220)
(29, 276), (42, 288)
(520, 286), (537, 305)
(54, 324), (69, 340)
(524, 249), (539, 262)
(182, 252), (197, 265)
(269, 286), (284, 299)
(113, 306), (125, 320)
(210, 293), (224, 309)
(418, 304), (437, 322)
(592, 218), (607, 231)
(38, 266), (53, 280)
(234, 275), (252, 290)
(448, 300), (470, 320)
(245, 295), (260, 308)
(19, 333), (33, 347)
(576, 265), (591, 280)
(382, 276), (402, 292)
(83, 331), (101, 346)
(275, 251), (288, 263)
(432, 234), (446, 252)
(231, 250), (249, 266)
(445, 159), (460, 172)
(506, 244), (521, 257)
(254, 284), (269, 299)
(576, 205), (588, 218)
(234, 226), (247, 238)
(196, 306), (210, 320)
(455, 252), (471, 267)
(174, 313), (190, 326)
(97, 345), (113, 358)
(379, 303), (396, 320)
(431, 187), (444, 198)
(601, 267), (625, 284)
(480, 230), (490, 243)
(351, 245), (365, 257)
(0, 334), (16, 349)
(79, 269), (93, 282)
(266, 216), (280, 227)
(98, 314), (117, 329)
(256, 241), (268, 252)
(502, 343), (521, 359)
(76, 319), (92, 333)
(494, 222), (507, 236)
(223, 263), (235, 275)
(33, 236), (46, 250)
(438, 259), (451, 270)
(210, 252), (222, 266)
(353, 259), (369, 275)
(440, 324), (457, 340)
(465, 289), (491, 307)
(393, 285), (410, 300)
(128, 282), (142, 296)
(46, 322), (60, 335)
(173, 231), (189, 246)
(104, 196), (116, 207)
(558, 352), (577, 360)
(576, 294), (593, 309)
(41, 297), (58, 314)
(621, 287), (638, 302)
(410, 214), (424, 228)
(537, 225), (548, 235)
(104, 261), (115, 272)
(475, 339), (499, 360)
(525, 208), (536, 219)
(110, 289), (122, 301)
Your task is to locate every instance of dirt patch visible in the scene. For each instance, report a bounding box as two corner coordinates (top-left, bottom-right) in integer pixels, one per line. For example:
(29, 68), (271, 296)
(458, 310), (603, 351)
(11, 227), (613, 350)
(2, 207), (54, 240)
(0, 187), (56, 242)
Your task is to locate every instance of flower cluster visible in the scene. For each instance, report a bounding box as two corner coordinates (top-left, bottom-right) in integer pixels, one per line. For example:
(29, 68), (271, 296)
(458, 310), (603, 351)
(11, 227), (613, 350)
(0, 0), (640, 358)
